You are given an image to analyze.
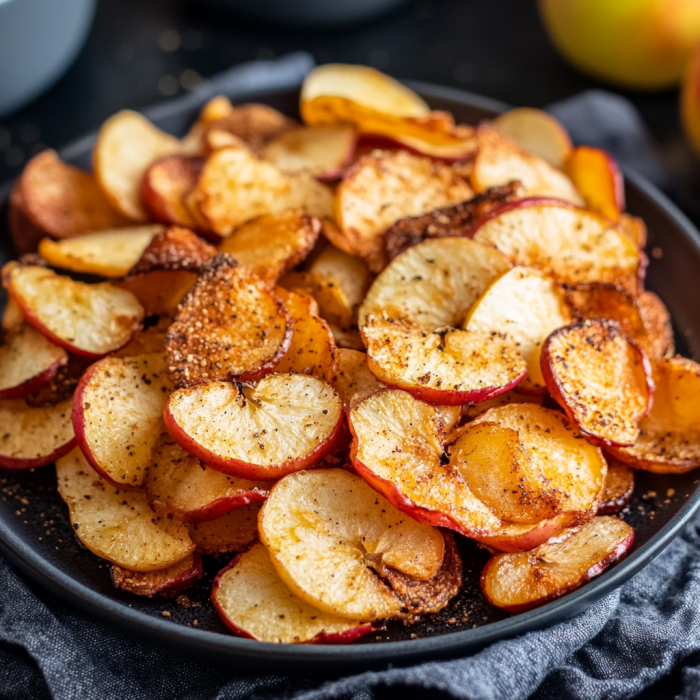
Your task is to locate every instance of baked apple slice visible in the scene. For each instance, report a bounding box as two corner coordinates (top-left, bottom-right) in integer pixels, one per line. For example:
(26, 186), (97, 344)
(165, 373), (345, 480)
(542, 320), (652, 447)
(111, 554), (202, 597)
(212, 543), (374, 644)
(3, 263), (144, 357)
(609, 357), (700, 473)
(598, 460), (635, 515)
(565, 146), (624, 222)
(462, 389), (544, 421)
(56, 447), (195, 570)
(362, 316), (526, 405)
(481, 516), (634, 612)
(146, 438), (270, 522)
(637, 291), (675, 360)
(260, 468), (460, 620)
(472, 200), (641, 296)
(464, 267), (571, 393)
(72, 353), (173, 488)
(187, 503), (261, 554)
(165, 254), (292, 388)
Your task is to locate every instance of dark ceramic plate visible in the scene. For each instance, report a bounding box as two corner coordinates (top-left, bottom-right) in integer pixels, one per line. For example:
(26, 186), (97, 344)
(1, 82), (700, 677)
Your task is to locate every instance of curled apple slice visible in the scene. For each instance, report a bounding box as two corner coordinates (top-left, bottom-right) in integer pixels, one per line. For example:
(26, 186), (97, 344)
(38, 226), (162, 277)
(542, 321), (652, 447)
(335, 150), (473, 272)
(218, 211), (320, 284)
(187, 503), (261, 554)
(362, 316), (526, 405)
(598, 460), (634, 515)
(3, 263), (144, 358)
(565, 146), (624, 222)
(72, 353), (173, 489)
(260, 468), (458, 620)
(359, 237), (511, 332)
(481, 516), (634, 612)
(0, 397), (75, 469)
(609, 357), (700, 473)
(165, 374), (344, 480)
(465, 267), (571, 393)
(165, 254), (292, 388)
(111, 554), (202, 597)
(212, 543), (374, 644)
(472, 200), (641, 296)
(127, 226), (217, 275)
(146, 438), (270, 522)
(638, 291), (674, 360)
(56, 447), (195, 570)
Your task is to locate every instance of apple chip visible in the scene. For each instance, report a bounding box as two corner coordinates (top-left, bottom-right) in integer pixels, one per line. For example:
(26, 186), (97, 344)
(472, 200), (641, 295)
(127, 226), (217, 275)
(118, 271), (196, 318)
(218, 210), (320, 284)
(335, 150), (474, 272)
(566, 146), (624, 222)
(542, 321), (652, 447)
(187, 503), (261, 554)
(335, 348), (385, 409)
(637, 291), (674, 360)
(93, 110), (183, 221)
(481, 516), (633, 612)
(362, 316), (526, 405)
(212, 543), (374, 644)
(462, 389), (544, 421)
(609, 357), (700, 472)
(8, 182), (50, 255)
(114, 326), (167, 357)
(73, 353), (173, 488)
(359, 237), (511, 331)
(598, 460), (634, 515)
(165, 374), (344, 480)
(56, 448), (194, 570)
(4, 263), (144, 357)
(465, 267), (571, 392)
(146, 437), (270, 522)
(619, 213), (647, 249)
(38, 226), (162, 277)
(2, 297), (26, 334)
(260, 468), (456, 620)
(111, 555), (202, 597)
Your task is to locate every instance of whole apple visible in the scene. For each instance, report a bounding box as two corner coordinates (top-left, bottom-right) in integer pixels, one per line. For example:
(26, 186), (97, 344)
(538, 0), (700, 90)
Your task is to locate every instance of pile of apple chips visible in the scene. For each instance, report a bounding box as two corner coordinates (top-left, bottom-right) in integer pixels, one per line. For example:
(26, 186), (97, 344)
(1, 64), (696, 643)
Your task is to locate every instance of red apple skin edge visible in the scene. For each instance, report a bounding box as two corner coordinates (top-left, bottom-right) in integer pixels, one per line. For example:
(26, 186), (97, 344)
(0, 355), (66, 400)
(180, 490), (270, 524)
(0, 437), (76, 470)
(597, 482), (634, 516)
(357, 134), (476, 163)
(135, 553), (203, 597)
(480, 530), (635, 614)
(139, 155), (203, 225)
(211, 551), (376, 644)
(539, 329), (655, 449)
(315, 131), (359, 182)
(164, 405), (350, 481)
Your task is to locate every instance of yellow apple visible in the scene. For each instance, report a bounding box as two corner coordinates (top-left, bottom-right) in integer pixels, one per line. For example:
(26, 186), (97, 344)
(538, 0), (700, 90)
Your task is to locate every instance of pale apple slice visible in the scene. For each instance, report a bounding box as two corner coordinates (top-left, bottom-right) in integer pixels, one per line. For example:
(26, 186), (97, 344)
(359, 237), (511, 331)
(146, 438), (270, 522)
(38, 226), (162, 278)
(57, 447), (194, 570)
(3, 263), (144, 358)
(598, 460), (634, 515)
(464, 267), (571, 393)
(93, 110), (183, 221)
(493, 108), (573, 169)
(212, 543), (374, 644)
(0, 324), (67, 399)
(481, 516), (634, 612)
(72, 353), (172, 489)
(218, 210), (320, 284)
(165, 373), (345, 480)
(637, 291), (675, 360)
(187, 503), (261, 554)
(260, 126), (358, 179)
(362, 316), (526, 405)
(541, 321), (652, 447)
(0, 397), (75, 469)
(566, 146), (625, 222)
(609, 357), (700, 473)
(2, 297), (25, 334)
(111, 554), (202, 597)
(165, 254), (292, 388)
(335, 150), (474, 272)
(260, 468), (459, 620)
(472, 200), (641, 296)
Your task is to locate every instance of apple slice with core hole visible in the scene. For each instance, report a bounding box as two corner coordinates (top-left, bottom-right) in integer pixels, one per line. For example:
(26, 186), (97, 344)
(3, 263), (144, 358)
(260, 468), (460, 620)
(541, 320), (652, 447)
(111, 554), (202, 597)
(212, 543), (375, 644)
(187, 503), (261, 555)
(56, 447), (194, 570)
(598, 460), (634, 515)
(165, 373), (345, 481)
(481, 516), (633, 612)
(72, 353), (173, 489)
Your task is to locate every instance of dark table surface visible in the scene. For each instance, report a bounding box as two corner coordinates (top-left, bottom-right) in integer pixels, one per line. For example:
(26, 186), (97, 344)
(0, 1), (695, 697)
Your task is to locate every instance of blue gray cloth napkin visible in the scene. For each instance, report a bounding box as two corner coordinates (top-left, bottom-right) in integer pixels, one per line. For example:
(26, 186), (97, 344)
(1, 53), (698, 700)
